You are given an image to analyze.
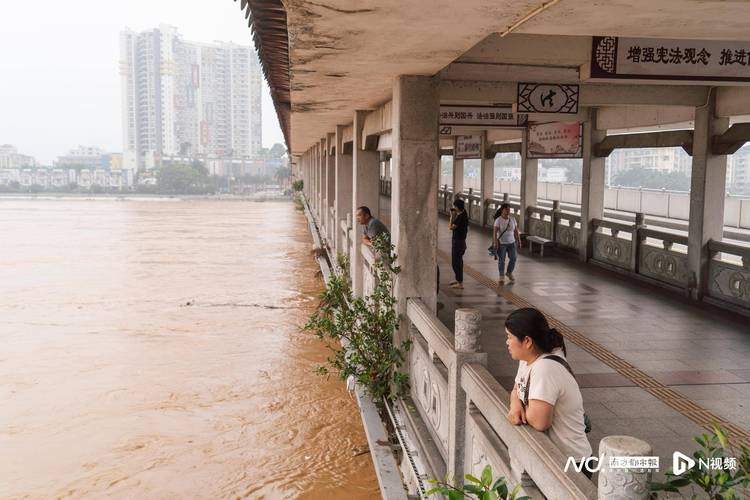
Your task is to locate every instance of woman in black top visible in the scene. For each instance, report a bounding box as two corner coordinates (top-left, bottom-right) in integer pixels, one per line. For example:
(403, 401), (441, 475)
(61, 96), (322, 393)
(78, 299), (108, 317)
(449, 198), (469, 289)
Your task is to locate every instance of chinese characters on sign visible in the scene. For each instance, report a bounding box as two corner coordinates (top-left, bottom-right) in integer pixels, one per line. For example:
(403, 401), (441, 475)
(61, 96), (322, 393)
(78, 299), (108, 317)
(439, 105), (526, 127)
(454, 135), (482, 160)
(517, 83), (579, 114)
(588, 36), (750, 81)
(526, 122), (582, 159)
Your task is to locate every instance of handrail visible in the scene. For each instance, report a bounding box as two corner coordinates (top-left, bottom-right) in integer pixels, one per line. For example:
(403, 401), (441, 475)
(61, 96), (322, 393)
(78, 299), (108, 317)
(362, 243), (377, 267)
(461, 363), (597, 499)
(592, 218), (635, 234)
(641, 227), (689, 246)
(528, 206), (553, 218)
(708, 239), (750, 261)
(406, 298), (455, 365)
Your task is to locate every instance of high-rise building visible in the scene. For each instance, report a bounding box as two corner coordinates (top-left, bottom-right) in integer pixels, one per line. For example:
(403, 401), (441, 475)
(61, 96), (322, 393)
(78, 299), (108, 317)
(120, 25), (262, 170)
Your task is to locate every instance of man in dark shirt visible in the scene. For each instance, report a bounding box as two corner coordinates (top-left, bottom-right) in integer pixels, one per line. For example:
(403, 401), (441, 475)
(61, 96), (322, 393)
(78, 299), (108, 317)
(449, 198), (469, 289)
(356, 206), (389, 247)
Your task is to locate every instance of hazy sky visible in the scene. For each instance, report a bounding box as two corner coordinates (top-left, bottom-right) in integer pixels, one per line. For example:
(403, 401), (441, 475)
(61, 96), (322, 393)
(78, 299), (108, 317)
(0, 1), (285, 164)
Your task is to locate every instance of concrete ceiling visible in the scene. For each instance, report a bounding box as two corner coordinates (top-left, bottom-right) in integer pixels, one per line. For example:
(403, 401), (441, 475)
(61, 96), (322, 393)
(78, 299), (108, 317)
(286, 0), (750, 155)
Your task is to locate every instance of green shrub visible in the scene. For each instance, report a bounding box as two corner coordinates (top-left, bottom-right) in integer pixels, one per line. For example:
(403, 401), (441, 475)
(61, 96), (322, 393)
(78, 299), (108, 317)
(305, 234), (409, 402)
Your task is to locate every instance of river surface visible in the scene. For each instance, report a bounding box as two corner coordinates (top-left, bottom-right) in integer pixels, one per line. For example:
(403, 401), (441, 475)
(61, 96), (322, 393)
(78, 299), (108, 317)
(0, 198), (378, 499)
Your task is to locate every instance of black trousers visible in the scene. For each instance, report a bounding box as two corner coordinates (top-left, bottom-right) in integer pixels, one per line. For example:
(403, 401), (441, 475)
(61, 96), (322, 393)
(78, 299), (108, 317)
(451, 239), (467, 283)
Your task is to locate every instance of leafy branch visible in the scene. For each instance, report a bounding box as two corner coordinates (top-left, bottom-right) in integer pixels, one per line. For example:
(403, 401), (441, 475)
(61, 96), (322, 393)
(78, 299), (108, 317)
(650, 423), (749, 499)
(305, 233), (410, 401)
(426, 464), (531, 500)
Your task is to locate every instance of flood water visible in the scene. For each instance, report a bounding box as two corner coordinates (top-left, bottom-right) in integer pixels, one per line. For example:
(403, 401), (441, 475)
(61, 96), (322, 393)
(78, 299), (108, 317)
(0, 198), (378, 499)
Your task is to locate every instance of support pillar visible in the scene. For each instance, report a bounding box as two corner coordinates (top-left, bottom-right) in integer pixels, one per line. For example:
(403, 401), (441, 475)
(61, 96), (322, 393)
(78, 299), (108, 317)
(519, 129), (538, 233)
(352, 110), (382, 297)
(335, 125), (353, 255)
(326, 133), (336, 244)
(313, 143), (322, 218)
(480, 132), (495, 226)
(688, 90), (729, 300)
(392, 75), (440, 346)
(580, 109), (607, 262)
(452, 155), (464, 200)
(319, 140), (326, 223)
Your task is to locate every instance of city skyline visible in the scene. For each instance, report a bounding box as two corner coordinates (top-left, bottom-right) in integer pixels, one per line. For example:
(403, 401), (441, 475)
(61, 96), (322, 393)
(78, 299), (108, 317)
(120, 25), (263, 170)
(0, 1), (285, 165)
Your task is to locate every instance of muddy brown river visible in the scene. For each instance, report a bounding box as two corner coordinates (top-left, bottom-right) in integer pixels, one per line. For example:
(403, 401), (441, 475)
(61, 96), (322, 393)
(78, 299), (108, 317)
(0, 198), (378, 499)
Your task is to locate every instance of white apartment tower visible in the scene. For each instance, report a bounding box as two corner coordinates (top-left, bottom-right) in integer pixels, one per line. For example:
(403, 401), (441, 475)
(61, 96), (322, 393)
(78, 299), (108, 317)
(120, 25), (262, 170)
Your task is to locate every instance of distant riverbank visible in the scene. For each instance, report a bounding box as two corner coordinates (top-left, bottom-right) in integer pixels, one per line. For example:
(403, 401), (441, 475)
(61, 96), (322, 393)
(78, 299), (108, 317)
(0, 192), (292, 202)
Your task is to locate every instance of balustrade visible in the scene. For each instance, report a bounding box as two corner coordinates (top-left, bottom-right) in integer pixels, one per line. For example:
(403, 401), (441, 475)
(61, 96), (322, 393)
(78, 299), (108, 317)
(707, 239), (750, 310)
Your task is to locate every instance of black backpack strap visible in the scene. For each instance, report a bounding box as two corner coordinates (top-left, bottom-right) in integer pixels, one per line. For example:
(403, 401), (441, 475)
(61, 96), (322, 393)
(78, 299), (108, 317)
(544, 355), (576, 378)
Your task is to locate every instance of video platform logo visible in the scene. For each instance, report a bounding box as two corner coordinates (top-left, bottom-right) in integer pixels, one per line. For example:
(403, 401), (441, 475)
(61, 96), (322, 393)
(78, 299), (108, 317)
(673, 451), (696, 476)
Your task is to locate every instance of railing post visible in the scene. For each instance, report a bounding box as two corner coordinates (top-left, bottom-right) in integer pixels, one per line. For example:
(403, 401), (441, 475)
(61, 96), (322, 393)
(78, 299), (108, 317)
(598, 436), (653, 500)
(447, 308), (487, 484)
(552, 200), (560, 243)
(631, 212), (645, 274)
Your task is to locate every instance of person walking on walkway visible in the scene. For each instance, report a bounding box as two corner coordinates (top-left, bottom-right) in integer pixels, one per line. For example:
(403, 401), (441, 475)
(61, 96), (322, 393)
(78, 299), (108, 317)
(449, 198), (469, 289)
(493, 203), (520, 286)
(356, 206), (389, 247)
(504, 308), (593, 477)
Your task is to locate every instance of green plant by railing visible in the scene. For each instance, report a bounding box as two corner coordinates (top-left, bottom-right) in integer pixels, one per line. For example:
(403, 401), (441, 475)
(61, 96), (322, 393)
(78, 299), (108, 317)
(650, 423), (749, 499)
(292, 179), (304, 192)
(293, 193), (304, 211)
(305, 233), (409, 402)
(426, 464), (531, 500)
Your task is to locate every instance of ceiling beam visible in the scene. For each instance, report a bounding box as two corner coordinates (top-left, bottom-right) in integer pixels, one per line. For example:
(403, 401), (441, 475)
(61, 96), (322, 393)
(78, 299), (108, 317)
(594, 130), (694, 157)
(440, 80), (709, 107)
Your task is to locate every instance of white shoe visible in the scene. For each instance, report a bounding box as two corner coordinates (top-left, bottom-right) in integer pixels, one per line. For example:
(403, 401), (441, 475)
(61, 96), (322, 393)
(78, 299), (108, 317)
(506, 272), (515, 283)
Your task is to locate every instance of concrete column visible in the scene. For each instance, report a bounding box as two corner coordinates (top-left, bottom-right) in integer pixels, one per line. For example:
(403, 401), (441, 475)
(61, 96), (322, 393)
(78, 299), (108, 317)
(314, 143), (321, 218)
(453, 156), (464, 199)
(319, 139), (326, 229)
(688, 90), (729, 300)
(352, 110), (382, 297)
(480, 132), (495, 226)
(326, 133), (336, 243)
(519, 129), (538, 233)
(448, 308), (487, 483)
(335, 125), (353, 255)
(580, 109), (607, 262)
(598, 436), (652, 499)
(392, 75), (439, 345)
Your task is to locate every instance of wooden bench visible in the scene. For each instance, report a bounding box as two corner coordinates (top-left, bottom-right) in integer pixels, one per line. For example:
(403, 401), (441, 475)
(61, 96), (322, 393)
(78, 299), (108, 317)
(526, 235), (554, 257)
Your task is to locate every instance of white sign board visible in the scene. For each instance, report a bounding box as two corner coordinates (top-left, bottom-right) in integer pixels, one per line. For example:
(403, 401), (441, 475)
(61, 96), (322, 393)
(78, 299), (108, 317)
(454, 135), (482, 160)
(588, 36), (750, 82)
(526, 122), (582, 159)
(440, 105), (526, 127)
(517, 83), (579, 114)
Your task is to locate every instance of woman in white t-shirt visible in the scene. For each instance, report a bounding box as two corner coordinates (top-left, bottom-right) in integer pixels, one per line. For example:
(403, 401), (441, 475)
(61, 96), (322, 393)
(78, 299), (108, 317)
(492, 203), (520, 286)
(505, 308), (593, 475)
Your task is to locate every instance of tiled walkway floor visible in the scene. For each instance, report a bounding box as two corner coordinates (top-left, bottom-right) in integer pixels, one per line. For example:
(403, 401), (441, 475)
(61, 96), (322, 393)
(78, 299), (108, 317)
(377, 200), (750, 480)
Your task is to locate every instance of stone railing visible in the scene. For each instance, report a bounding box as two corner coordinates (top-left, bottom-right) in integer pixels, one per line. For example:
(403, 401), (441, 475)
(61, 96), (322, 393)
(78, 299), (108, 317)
(380, 177), (392, 197)
(637, 228), (690, 289)
(361, 243), (378, 297)
(438, 184), (454, 215)
(707, 239), (750, 311)
(591, 218), (637, 271)
(328, 206), (336, 247)
(465, 189), (483, 225)
(527, 205), (555, 240)
(404, 298), (651, 499)
(339, 214), (352, 259)
(556, 209), (582, 252)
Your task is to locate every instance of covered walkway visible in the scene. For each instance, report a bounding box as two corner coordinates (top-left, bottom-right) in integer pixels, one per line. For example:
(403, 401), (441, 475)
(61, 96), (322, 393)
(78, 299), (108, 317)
(437, 218), (750, 456)
(377, 199), (750, 476)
